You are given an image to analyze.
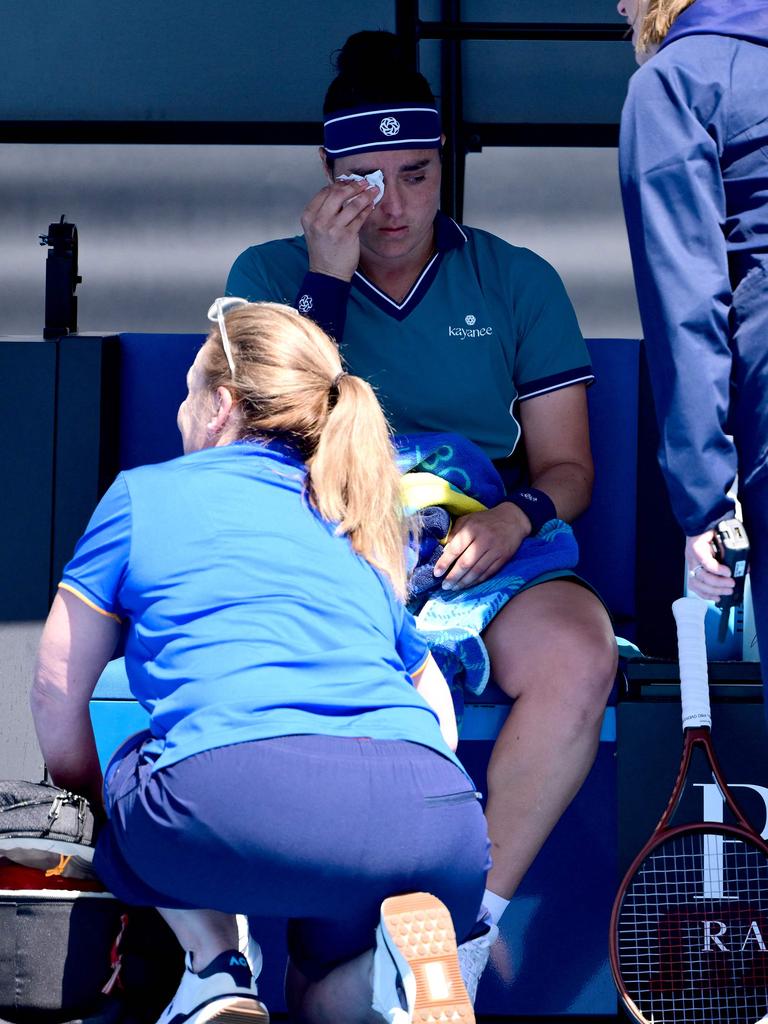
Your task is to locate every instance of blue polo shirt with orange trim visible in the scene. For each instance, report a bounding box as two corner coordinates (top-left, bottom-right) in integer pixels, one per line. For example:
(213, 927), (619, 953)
(59, 441), (463, 774)
(227, 213), (593, 460)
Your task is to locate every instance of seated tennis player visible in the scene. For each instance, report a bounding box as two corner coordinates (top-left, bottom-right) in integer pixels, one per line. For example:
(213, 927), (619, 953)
(30, 300), (490, 1024)
(227, 29), (618, 998)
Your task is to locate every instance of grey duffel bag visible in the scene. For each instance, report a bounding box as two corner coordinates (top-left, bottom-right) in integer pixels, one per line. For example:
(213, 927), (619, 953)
(0, 780), (99, 879)
(0, 781), (183, 1023)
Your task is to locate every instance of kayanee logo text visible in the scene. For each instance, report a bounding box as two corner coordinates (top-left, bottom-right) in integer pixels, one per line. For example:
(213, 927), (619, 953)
(448, 318), (493, 339)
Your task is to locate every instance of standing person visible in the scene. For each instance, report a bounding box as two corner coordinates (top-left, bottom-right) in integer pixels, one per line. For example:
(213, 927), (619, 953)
(31, 301), (490, 1024)
(227, 31), (618, 998)
(618, 0), (768, 672)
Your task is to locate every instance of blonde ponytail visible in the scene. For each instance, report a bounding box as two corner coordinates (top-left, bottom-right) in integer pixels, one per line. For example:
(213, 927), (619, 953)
(307, 373), (409, 600)
(201, 302), (410, 599)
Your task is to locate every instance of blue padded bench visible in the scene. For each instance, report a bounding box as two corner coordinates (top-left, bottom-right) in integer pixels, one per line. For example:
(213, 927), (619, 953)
(89, 333), (657, 1018)
(116, 333), (643, 625)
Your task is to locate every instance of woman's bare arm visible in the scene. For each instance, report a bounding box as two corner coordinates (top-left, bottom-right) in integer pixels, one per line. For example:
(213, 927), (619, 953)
(31, 589), (120, 808)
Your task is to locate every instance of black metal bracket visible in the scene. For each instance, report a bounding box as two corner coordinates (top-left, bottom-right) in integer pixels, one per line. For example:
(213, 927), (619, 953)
(395, 0), (628, 219)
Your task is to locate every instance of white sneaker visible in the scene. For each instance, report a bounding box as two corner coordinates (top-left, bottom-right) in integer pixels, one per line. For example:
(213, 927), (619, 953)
(457, 920), (499, 1004)
(371, 892), (475, 1024)
(155, 949), (269, 1024)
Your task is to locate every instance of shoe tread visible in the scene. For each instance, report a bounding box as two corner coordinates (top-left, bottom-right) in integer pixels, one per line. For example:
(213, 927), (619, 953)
(381, 893), (474, 1024)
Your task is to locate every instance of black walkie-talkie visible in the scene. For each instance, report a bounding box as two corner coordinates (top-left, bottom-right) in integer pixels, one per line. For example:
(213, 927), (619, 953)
(39, 215), (81, 339)
(711, 518), (750, 642)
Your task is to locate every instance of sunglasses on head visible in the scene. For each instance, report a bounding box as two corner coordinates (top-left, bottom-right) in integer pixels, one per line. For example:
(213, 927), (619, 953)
(207, 297), (249, 377)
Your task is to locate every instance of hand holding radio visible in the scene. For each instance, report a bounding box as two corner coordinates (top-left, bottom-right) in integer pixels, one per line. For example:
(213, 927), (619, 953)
(685, 518), (750, 642)
(710, 517), (750, 608)
(684, 531), (737, 601)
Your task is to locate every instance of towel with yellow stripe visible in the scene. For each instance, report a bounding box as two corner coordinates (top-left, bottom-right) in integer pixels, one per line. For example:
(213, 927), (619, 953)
(395, 433), (578, 700)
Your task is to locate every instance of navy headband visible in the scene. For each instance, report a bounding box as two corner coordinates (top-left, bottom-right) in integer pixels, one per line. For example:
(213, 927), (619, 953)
(323, 104), (442, 158)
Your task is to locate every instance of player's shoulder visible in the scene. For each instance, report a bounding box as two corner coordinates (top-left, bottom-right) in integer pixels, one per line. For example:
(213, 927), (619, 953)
(460, 224), (563, 294)
(227, 234), (309, 299)
(461, 225), (554, 272)
(460, 223), (518, 255)
(232, 234), (307, 271)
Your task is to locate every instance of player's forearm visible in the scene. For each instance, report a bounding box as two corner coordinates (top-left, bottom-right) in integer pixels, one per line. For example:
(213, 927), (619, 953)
(529, 460), (593, 524)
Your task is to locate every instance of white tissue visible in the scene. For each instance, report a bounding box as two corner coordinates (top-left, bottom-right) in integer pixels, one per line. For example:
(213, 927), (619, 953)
(336, 170), (384, 206)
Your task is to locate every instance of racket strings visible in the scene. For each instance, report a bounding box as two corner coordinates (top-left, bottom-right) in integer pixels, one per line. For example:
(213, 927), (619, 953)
(618, 831), (768, 1023)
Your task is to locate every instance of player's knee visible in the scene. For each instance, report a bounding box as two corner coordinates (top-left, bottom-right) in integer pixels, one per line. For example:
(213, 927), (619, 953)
(544, 622), (617, 720)
(576, 627), (618, 708)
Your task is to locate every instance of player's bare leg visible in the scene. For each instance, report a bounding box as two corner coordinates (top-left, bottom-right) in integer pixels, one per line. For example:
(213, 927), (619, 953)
(287, 953), (383, 1024)
(155, 908), (268, 1023)
(482, 580), (616, 900)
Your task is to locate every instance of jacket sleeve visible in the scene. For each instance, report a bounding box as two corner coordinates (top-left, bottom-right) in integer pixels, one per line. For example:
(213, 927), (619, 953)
(619, 61), (736, 535)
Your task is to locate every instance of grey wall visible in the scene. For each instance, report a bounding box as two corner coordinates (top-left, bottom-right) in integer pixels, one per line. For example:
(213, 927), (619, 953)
(0, 144), (323, 334)
(1, 143), (641, 339)
(0, 623), (45, 781)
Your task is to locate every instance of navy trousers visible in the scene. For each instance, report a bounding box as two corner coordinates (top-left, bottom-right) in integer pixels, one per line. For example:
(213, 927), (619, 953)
(94, 732), (490, 979)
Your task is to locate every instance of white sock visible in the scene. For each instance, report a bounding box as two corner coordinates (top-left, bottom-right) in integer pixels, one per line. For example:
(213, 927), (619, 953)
(483, 889), (510, 926)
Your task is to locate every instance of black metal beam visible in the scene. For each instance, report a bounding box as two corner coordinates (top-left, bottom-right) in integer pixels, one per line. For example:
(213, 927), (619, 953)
(466, 122), (621, 148)
(440, 0), (465, 220)
(0, 119), (621, 149)
(417, 21), (628, 42)
(395, 0), (421, 69)
(0, 121), (322, 145)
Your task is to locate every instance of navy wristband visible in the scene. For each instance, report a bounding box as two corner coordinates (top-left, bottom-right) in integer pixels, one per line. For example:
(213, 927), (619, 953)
(504, 488), (557, 535)
(295, 272), (350, 341)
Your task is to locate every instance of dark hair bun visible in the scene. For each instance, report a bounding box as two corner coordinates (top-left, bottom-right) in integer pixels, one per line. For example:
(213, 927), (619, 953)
(334, 31), (409, 80)
(324, 30), (436, 115)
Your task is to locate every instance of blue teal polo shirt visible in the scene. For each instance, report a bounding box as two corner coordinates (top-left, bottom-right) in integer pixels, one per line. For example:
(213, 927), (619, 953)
(60, 441), (462, 774)
(227, 214), (593, 460)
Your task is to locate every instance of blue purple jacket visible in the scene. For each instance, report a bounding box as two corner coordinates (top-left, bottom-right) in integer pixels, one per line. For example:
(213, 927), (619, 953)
(619, 0), (768, 534)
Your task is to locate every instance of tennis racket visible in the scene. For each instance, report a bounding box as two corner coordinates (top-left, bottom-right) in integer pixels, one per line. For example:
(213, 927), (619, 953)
(610, 596), (768, 1024)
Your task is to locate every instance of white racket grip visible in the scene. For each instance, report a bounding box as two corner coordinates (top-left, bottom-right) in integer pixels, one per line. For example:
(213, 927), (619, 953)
(672, 597), (711, 730)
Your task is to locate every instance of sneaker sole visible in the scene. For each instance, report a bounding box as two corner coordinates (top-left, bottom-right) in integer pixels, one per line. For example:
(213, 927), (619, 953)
(182, 997), (270, 1024)
(380, 893), (475, 1024)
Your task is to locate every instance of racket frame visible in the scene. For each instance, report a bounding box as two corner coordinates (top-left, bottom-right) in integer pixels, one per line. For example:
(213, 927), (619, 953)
(610, 724), (768, 1022)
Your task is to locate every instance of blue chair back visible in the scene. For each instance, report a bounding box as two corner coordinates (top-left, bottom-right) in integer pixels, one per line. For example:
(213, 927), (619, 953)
(114, 333), (645, 632)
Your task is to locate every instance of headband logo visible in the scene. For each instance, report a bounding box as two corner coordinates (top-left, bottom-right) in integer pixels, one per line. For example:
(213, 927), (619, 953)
(379, 117), (401, 137)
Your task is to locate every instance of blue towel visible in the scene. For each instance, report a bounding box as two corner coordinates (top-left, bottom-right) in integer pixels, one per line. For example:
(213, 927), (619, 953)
(414, 520), (579, 699)
(410, 506), (452, 599)
(394, 433), (506, 507)
(398, 433), (504, 603)
(394, 432), (579, 705)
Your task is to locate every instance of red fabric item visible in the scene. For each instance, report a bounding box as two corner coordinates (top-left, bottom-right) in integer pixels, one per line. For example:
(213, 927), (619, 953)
(0, 862), (105, 892)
